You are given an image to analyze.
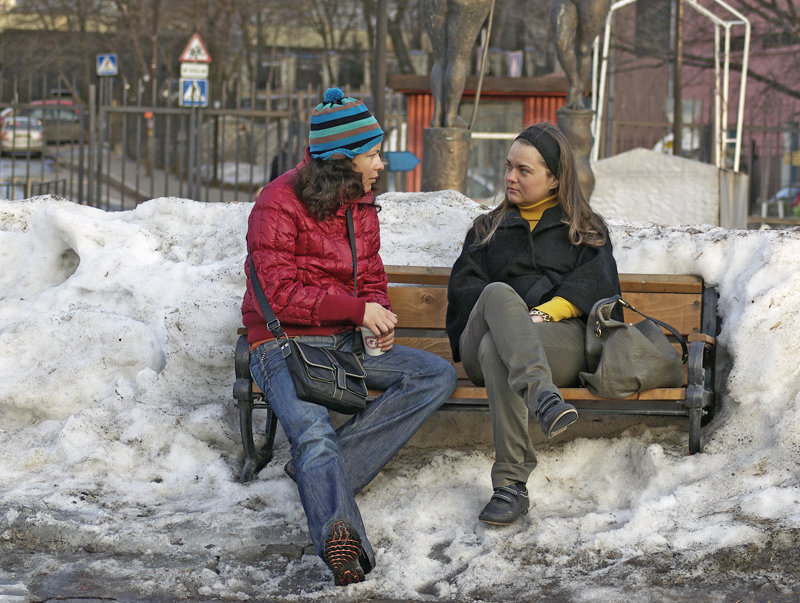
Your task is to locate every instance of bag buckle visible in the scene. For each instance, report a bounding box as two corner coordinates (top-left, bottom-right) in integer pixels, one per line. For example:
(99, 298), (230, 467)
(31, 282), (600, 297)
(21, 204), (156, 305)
(278, 337), (292, 358)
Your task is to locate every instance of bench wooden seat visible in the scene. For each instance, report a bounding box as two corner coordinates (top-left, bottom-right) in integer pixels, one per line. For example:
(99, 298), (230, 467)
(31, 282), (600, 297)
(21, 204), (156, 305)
(233, 266), (719, 482)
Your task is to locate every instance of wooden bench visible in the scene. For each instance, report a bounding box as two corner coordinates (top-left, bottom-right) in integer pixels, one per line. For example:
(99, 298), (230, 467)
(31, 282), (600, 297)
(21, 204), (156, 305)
(233, 266), (719, 482)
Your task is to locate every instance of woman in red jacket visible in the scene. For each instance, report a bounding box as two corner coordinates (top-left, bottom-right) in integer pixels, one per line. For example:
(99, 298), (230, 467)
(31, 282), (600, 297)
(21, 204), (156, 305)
(243, 88), (457, 586)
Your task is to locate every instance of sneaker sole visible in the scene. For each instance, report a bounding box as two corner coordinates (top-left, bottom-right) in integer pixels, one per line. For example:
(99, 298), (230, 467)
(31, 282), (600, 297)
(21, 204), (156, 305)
(323, 520), (365, 586)
(479, 506), (529, 526)
(546, 408), (578, 438)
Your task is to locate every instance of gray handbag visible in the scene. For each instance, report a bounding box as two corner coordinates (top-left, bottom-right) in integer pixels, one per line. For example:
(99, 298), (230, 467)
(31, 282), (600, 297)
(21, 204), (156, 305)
(579, 295), (687, 399)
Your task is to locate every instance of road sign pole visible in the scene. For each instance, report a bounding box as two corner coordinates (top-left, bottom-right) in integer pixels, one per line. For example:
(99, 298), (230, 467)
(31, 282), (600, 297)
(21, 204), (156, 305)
(87, 84), (96, 207)
(188, 107), (196, 200)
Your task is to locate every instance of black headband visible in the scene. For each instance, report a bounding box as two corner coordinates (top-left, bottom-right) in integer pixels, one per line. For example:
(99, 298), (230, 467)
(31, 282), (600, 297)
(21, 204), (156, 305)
(515, 125), (560, 176)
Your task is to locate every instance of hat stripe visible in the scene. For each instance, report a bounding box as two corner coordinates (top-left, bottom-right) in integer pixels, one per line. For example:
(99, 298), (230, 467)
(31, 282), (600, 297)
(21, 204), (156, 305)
(310, 132), (382, 153)
(310, 101), (367, 117)
(311, 100), (364, 115)
(309, 121), (381, 141)
(309, 110), (375, 131)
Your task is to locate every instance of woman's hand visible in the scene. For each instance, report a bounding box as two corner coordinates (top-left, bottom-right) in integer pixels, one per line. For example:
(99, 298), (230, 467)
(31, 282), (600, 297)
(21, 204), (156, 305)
(529, 308), (551, 324)
(362, 302), (398, 351)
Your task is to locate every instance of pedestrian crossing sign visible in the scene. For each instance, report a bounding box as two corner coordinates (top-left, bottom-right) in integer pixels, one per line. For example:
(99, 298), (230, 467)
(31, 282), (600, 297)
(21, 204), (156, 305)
(96, 54), (119, 77)
(180, 78), (209, 108)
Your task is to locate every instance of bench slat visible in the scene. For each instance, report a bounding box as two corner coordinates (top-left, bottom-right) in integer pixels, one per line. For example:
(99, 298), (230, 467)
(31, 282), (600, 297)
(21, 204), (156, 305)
(389, 285), (702, 335)
(620, 293), (702, 334)
(619, 274), (702, 294)
(394, 336), (453, 358)
(449, 385), (686, 401)
(388, 287), (448, 329)
(383, 266), (703, 294)
(383, 265), (451, 284)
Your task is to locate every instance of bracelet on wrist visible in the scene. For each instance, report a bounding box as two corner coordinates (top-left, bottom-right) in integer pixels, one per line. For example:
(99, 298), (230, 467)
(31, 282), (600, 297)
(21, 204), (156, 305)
(529, 309), (551, 322)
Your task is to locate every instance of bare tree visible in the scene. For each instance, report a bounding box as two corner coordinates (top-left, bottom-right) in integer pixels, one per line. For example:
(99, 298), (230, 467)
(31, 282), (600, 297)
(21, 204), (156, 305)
(609, 0), (800, 104)
(3, 0), (113, 101)
(305, 0), (367, 88)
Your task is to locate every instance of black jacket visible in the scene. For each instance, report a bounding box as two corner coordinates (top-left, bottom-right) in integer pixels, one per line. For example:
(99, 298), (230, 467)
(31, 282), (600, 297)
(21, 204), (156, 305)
(446, 205), (621, 361)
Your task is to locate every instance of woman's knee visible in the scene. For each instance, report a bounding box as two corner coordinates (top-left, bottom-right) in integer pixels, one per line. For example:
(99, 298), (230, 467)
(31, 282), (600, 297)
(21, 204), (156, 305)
(481, 281), (516, 298)
(293, 417), (340, 467)
(479, 282), (525, 310)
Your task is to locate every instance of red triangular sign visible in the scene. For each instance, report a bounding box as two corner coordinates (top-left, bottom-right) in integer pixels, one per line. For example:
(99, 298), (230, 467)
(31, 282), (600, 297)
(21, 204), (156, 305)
(179, 33), (212, 63)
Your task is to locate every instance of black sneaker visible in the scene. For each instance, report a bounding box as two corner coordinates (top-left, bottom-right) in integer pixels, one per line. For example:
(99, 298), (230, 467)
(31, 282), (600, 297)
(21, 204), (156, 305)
(535, 392), (578, 438)
(323, 520), (365, 586)
(478, 483), (530, 525)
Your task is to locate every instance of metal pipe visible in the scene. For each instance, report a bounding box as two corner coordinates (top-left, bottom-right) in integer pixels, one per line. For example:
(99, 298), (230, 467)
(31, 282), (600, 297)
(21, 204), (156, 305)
(672, 0), (684, 157)
(469, 0), (496, 131)
(374, 0), (388, 129)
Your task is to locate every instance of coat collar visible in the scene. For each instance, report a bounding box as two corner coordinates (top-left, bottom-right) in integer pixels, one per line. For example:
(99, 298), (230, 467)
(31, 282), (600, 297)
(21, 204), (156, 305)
(501, 204), (565, 231)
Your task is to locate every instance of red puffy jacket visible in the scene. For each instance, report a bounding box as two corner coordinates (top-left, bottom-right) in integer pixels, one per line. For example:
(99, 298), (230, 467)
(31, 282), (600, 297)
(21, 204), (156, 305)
(242, 160), (390, 345)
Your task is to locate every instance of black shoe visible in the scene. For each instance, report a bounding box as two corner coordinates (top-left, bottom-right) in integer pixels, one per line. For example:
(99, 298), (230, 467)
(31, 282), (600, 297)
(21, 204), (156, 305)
(478, 483), (530, 526)
(535, 392), (578, 438)
(323, 520), (366, 586)
(284, 459), (296, 482)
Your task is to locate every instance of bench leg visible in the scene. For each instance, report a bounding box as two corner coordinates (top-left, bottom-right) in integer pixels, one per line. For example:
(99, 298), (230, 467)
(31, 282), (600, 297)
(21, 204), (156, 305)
(688, 407), (702, 454)
(239, 403), (278, 482)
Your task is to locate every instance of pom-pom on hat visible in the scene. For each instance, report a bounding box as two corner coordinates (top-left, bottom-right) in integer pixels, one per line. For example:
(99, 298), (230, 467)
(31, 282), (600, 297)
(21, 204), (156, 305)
(308, 87), (384, 160)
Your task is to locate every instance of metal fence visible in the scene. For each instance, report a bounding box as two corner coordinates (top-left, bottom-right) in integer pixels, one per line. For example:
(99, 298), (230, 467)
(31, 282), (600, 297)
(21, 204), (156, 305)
(1, 76), (408, 210)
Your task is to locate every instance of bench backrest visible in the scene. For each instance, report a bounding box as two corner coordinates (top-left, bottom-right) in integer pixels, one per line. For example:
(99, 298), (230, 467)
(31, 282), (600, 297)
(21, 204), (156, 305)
(385, 266), (704, 377)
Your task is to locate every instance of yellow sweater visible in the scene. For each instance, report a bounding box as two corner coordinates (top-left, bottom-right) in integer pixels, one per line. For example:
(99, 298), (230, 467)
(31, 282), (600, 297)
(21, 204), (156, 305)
(518, 196), (582, 322)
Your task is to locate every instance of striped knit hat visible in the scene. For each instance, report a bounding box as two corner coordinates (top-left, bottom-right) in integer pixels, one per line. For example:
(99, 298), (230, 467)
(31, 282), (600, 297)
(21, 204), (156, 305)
(308, 88), (384, 160)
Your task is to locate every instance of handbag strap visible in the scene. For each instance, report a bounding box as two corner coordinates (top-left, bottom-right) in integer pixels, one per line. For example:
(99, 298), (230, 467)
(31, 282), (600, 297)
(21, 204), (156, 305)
(248, 255), (285, 340)
(248, 205), (361, 348)
(618, 297), (688, 362)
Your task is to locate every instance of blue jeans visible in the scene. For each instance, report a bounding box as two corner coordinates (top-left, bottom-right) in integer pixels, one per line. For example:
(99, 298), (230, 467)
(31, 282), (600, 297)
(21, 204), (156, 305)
(249, 331), (457, 569)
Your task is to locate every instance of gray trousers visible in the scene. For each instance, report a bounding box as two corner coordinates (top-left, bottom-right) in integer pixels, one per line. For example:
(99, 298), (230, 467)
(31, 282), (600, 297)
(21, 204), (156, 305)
(459, 282), (587, 488)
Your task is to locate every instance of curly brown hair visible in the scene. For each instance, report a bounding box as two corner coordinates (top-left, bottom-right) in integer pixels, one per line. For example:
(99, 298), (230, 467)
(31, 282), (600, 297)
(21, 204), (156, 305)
(294, 157), (367, 220)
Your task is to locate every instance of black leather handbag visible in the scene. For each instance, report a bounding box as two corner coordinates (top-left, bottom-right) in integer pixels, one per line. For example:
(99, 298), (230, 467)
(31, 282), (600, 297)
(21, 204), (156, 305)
(579, 295), (688, 399)
(247, 207), (369, 414)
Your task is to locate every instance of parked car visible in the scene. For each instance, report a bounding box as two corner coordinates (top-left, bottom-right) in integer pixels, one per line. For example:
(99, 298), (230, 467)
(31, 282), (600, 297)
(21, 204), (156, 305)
(762, 184), (800, 217)
(0, 107), (15, 128)
(0, 116), (44, 155)
(773, 184), (800, 207)
(28, 98), (84, 143)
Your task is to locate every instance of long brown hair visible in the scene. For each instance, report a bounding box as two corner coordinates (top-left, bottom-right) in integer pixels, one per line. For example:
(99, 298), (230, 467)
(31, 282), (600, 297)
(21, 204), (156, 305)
(294, 157), (366, 220)
(473, 122), (607, 247)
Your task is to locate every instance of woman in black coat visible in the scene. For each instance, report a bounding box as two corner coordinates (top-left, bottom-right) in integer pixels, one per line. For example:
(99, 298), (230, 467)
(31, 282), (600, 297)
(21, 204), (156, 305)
(446, 123), (621, 526)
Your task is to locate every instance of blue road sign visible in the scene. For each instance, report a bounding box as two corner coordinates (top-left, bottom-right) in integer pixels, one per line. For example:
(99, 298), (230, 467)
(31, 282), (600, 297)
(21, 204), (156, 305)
(96, 54), (119, 77)
(179, 78), (209, 108)
(384, 151), (420, 172)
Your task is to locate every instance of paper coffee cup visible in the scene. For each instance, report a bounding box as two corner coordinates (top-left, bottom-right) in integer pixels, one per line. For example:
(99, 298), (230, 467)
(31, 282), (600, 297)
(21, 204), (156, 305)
(361, 327), (384, 356)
